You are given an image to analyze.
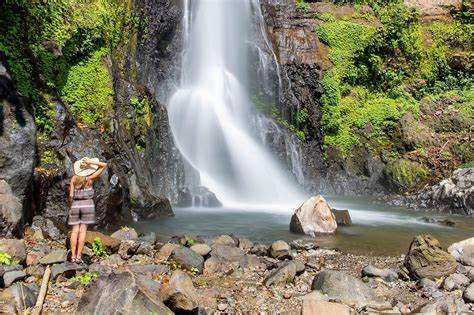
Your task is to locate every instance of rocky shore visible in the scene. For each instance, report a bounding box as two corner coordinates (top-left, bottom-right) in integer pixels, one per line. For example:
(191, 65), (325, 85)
(0, 217), (472, 314)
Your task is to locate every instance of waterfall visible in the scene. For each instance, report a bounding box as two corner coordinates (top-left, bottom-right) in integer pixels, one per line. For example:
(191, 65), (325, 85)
(167, 0), (305, 209)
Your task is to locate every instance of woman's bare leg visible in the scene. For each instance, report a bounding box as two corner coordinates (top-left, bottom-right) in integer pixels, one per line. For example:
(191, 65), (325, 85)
(70, 225), (80, 261)
(77, 224), (88, 260)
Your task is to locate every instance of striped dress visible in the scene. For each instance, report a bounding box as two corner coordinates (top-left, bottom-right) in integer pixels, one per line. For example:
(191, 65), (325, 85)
(68, 186), (96, 225)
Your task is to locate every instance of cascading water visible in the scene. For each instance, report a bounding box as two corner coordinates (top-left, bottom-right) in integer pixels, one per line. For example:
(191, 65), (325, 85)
(168, 0), (305, 209)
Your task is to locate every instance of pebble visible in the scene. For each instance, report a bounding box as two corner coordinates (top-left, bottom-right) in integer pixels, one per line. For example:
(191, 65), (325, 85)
(283, 292), (291, 299)
(217, 303), (228, 311)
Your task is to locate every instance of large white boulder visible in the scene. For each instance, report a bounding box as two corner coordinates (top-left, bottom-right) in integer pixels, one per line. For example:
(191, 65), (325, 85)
(290, 195), (337, 236)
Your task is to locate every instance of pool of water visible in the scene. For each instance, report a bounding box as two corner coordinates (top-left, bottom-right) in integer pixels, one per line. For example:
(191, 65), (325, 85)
(132, 196), (474, 256)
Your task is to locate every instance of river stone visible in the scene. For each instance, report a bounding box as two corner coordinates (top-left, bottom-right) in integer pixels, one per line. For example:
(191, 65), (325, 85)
(464, 283), (474, 303)
(290, 195), (337, 236)
(190, 244), (211, 256)
(270, 240), (291, 260)
(51, 262), (86, 280)
(111, 228), (138, 241)
(264, 261), (297, 286)
(128, 264), (169, 278)
(448, 237), (474, 262)
(77, 272), (172, 314)
(418, 296), (468, 314)
(169, 246), (204, 273)
(311, 270), (386, 307)
(2, 270), (26, 288)
(0, 239), (26, 263)
(362, 265), (398, 282)
(404, 234), (458, 280)
(39, 249), (67, 265)
(460, 245), (474, 266)
(295, 260), (306, 275)
(238, 238), (254, 253)
(211, 244), (245, 262)
(156, 243), (180, 261)
(211, 235), (236, 247)
(161, 270), (198, 312)
(0, 283), (38, 314)
(331, 209), (352, 226)
(250, 243), (269, 256)
(443, 273), (470, 291)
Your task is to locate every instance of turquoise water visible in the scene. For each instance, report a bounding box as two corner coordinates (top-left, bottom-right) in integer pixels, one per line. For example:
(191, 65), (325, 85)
(133, 196), (474, 256)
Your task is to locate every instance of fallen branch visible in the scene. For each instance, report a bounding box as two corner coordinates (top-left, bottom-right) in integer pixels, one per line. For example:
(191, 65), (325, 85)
(32, 265), (51, 315)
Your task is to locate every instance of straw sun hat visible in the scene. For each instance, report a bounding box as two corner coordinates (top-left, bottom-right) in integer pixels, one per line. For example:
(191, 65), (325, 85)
(73, 157), (100, 177)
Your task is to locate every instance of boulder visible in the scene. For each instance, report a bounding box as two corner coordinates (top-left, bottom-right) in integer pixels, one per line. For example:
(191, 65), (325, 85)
(118, 241), (141, 260)
(0, 239), (26, 263)
(302, 294), (350, 315)
(128, 264), (169, 278)
(160, 270), (198, 312)
(464, 283), (474, 303)
(418, 296), (468, 314)
(311, 270), (386, 308)
(331, 209), (352, 226)
(264, 261), (296, 286)
(156, 243), (180, 261)
(169, 246), (204, 273)
(250, 243), (269, 256)
(211, 235), (236, 247)
(290, 195), (337, 236)
(270, 240), (291, 260)
(2, 270), (26, 288)
(110, 227), (138, 241)
(38, 249), (67, 265)
(0, 181), (22, 237)
(0, 283), (38, 314)
(190, 244), (211, 257)
(460, 246), (474, 266)
(443, 273), (470, 291)
(82, 231), (120, 251)
(448, 237), (474, 262)
(362, 265), (398, 282)
(238, 238), (254, 253)
(77, 272), (172, 314)
(404, 235), (458, 280)
(51, 262), (86, 280)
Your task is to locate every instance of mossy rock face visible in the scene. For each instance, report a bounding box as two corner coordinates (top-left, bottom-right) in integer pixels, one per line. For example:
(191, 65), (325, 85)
(385, 159), (429, 191)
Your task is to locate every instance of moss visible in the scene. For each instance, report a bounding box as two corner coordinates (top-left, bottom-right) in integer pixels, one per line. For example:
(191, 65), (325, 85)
(386, 159), (429, 190)
(61, 49), (113, 127)
(296, 0), (311, 12)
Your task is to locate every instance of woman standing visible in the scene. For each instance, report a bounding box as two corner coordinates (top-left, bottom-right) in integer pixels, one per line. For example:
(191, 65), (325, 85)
(68, 157), (107, 262)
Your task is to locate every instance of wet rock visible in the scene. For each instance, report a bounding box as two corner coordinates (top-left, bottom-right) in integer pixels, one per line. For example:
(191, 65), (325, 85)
(111, 227), (139, 241)
(169, 246), (204, 273)
(193, 186), (222, 207)
(156, 243), (180, 261)
(290, 195), (337, 236)
(270, 240), (291, 260)
(77, 272), (172, 314)
(38, 249), (67, 265)
(51, 262), (86, 280)
(211, 235), (237, 247)
(463, 283), (474, 303)
(311, 270), (386, 308)
(0, 239), (26, 263)
(161, 270), (198, 312)
(2, 270), (26, 288)
(418, 296), (468, 314)
(190, 243), (211, 256)
(264, 261), (296, 286)
(290, 239), (318, 251)
(443, 273), (470, 291)
(419, 216), (455, 226)
(0, 180), (22, 237)
(331, 209), (352, 226)
(250, 243), (269, 256)
(448, 237), (474, 262)
(362, 265), (398, 282)
(238, 238), (254, 253)
(0, 283), (38, 314)
(404, 234), (457, 280)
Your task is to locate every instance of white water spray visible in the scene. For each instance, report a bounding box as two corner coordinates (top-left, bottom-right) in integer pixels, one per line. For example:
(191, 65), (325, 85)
(168, 0), (305, 209)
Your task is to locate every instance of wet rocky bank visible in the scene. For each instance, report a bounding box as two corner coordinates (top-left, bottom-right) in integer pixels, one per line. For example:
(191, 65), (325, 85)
(0, 216), (473, 314)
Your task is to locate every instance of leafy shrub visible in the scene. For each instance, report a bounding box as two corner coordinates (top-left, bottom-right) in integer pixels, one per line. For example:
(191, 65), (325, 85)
(71, 272), (98, 286)
(296, 0), (311, 12)
(385, 159), (429, 190)
(0, 252), (19, 266)
(91, 237), (109, 258)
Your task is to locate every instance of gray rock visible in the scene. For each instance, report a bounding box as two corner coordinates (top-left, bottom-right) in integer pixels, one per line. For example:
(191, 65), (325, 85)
(443, 273), (470, 291)
(294, 260), (306, 275)
(211, 235), (236, 247)
(38, 249), (67, 265)
(101, 254), (125, 266)
(161, 270), (198, 312)
(240, 255), (265, 270)
(88, 263), (113, 276)
(264, 261), (296, 286)
(211, 245), (245, 262)
(128, 264), (169, 277)
(250, 243), (269, 256)
(0, 239), (26, 263)
(77, 272), (172, 314)
(362, 265), (398, 282)
(238, 238), (254, 253)
(0, 265), (22, 277)
(190, 244), (211, 256)
(135, 241), (154, 256)
(461, 245), (474, 266)
(118, 241), (140, 259)
(448, 237), (474, 262)
(311, 270), (387, 308)
(2, 270), (26, 287)
(290, 239), (318, 251)
(169, 246), (204, 273)
(419, 278), (438, 291)
(331, 209), (352, 226)
(51, 262), (86, 280)
(464, 283), (474, 303)
(156, 243), (180, 261)
(270, 240), (291, 260)
(467, 267), (474, 281)
(290, 195), (337, 236)
(0, 182), (22, 237)
(111, 228), (139, 241)
(204, 245), (246, 274)
(418, 296), (468, 314)
(0, 283), (38, 314)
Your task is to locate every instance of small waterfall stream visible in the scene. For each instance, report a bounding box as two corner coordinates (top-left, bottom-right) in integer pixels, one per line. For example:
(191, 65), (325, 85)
(167, 0), (305, 209)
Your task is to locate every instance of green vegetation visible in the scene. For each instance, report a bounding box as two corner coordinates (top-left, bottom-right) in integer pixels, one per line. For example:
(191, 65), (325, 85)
(0, 252), (19, 266)
(71, 272), (98, 286)
(296, 0), (311, 12)
(91, 237), (109, 258)
(386, 159), (429, 190)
